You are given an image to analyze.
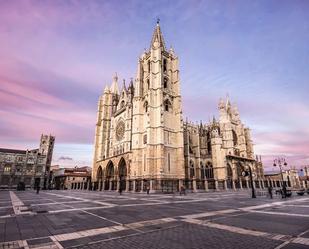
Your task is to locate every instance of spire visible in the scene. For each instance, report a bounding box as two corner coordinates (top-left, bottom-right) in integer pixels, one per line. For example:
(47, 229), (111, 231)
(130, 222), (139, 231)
(150, 19), (166, 50)
(104, 85), (110, 93)
(110, 72), (119, 94)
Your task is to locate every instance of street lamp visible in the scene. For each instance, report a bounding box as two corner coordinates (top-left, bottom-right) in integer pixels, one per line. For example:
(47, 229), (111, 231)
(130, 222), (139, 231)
(273, 158), (287, 188)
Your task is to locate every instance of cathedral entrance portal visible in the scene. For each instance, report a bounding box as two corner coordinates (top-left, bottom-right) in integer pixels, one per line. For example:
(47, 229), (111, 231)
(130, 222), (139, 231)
(97, 166), (103, 191)
(105, 161), (115, 190)
(118, 158), (127, 191)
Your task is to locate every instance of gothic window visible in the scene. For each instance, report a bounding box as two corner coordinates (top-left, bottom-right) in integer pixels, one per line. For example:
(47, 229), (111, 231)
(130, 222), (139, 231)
(147, 79), (150, 90)
(200, 162), (205, 179)
(189, 160), (195, 178)
(205, 162), (214, 179)
(232, 130), (238, 146)
(163, 77), (168, 88)
(144, 101), (148, 113)
(164, 99), (171, 112)
(143, 134), (147, 144)
(120, 100), (125, 109)
(163, 58), (167, 73)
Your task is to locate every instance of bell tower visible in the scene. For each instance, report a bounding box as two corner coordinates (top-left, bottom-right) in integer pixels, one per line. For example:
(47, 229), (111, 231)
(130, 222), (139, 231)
(131, 21), (185, 184)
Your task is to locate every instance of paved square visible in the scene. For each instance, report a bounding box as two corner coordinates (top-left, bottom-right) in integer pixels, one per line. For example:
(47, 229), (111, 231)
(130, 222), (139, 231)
(0, 190), (308, 249)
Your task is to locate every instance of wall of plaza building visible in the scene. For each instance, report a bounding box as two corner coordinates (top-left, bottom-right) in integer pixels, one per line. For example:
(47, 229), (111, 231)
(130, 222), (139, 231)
(0, 134), (55, 189)
(91, 23), (268, 193)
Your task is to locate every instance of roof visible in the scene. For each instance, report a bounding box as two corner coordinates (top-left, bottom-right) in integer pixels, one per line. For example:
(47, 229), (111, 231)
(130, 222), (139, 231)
(0, 148), (27, 154)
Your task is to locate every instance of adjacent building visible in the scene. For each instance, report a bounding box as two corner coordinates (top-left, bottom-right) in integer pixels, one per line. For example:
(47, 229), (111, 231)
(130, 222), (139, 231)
(0, 134), (55, 189)
(51, 166), (91, 190)
(92, 22), (265, 192)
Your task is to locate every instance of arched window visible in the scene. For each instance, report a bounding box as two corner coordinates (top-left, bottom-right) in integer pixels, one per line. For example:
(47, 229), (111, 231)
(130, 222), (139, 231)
(147, 79), (150, 90)
(190, 161), (195, 178)
(206, 162), (214, 179)
(200, 162), (205, 180)
(120, 100), (125, 109)
(163, 77), (168, 88)
(164, 99), (171, 112)
(163, 58), (167, 72)
(232, 130), (238, 146)
(144, 101), (148, 113)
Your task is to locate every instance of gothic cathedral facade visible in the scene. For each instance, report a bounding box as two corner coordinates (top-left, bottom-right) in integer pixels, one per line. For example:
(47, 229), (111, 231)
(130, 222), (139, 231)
(92, 23), (264, 192)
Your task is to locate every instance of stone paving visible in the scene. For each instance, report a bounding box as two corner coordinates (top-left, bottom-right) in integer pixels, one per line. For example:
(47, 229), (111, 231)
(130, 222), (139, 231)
(0, 190), (308, 248)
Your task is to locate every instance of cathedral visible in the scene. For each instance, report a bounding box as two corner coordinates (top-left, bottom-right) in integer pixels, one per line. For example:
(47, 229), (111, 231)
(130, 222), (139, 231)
(92, 22), (264, 192)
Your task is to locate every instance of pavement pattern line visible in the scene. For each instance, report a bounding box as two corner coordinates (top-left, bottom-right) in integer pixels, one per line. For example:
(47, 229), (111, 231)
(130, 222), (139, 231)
(9, 191), (32, 215)
(245, 210), (309, 218)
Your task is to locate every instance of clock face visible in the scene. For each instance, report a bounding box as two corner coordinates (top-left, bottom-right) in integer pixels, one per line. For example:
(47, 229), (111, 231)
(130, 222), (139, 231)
(116, 121), (125, 141)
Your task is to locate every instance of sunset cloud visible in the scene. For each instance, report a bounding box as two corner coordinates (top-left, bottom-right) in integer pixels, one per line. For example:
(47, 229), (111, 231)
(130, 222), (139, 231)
(0, 0), (308, 168)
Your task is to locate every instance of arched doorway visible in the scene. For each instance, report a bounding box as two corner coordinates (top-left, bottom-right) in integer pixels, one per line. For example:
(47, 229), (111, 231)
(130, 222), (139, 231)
(227, 163), (233, 189)
(118, 158), (127, 191)
(97, 166), (103, 191)
(105, 161), (115, 190)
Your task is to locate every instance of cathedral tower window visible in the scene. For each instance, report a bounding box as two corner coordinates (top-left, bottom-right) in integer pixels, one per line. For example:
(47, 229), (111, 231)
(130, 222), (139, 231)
(164, 99), (171, 112)
(144, 101), (148, 113)
(143, 134), (147, 144)
(163, 58), (167, 73)
(232, 130), (238, 146)
(147, 79), (150, 90)
(163, 77), (168, 88)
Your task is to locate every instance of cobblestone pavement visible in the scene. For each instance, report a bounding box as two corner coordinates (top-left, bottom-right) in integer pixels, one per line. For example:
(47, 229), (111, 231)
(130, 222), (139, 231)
(0, 190), (308, 248)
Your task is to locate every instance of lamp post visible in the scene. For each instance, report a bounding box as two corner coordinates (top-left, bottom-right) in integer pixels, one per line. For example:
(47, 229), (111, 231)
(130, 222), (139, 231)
(273, 158), (287, 188)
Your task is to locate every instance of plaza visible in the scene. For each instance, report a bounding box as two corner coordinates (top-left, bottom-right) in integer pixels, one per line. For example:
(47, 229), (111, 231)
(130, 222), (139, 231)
(0, 190), (308, 249)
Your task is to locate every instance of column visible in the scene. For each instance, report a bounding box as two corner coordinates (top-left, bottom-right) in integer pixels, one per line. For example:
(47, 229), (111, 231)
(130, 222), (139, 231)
(178, 179), (183, 192)
(109, 181), (112, 191)
(116, 180), (120, 191)
(102, 180), (105, 191)
(192, 179), (197, 192)
(253, 180), (256, 189)
(141, 180), (144, 192)
(205, 180), (208, 192)
(261, 180), (265, 189)
(232, 180), (236, 190)
(215, 180), (218, 190)
(150, 179), (154, 192)
(246, 179), (249, 189)
(87, 181), (90, 190)
(98, 181), (101, 191)
(133, 180), (136, 192)
(224, 180), (227, 190)
(239, 180), (243, 189)
(125, 180), (129, 192)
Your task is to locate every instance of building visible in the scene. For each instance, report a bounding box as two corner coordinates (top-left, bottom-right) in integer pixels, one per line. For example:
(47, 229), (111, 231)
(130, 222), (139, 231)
(92, 22), (264, 192)
(264, 168), (301, 189)
(52, 166), (91, 190)
(0, 134), (55, 189)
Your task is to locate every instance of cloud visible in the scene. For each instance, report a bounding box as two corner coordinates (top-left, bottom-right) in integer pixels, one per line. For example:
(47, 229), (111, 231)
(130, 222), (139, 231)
(58, 156), (73, 161)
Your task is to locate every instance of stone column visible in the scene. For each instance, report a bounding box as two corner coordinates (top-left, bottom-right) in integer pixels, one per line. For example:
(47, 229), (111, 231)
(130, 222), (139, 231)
(253, 180), (256, 189)
(178, 179), (183, 192)
(215, 180), (218, 190)
(116, 180), (120, 191)
(87, 181), (90, 190)
(261, 180), (265, 189)
(141, 180), (144, 192)
(133, 180), (136, 192)
(224, 180), (227, 190)
(102, 180), (105, 191)
(125, 180), (129, 192)
(150, 179), (154, 192)
(232, 180), (236, 190)
(240, 180), (243, 189)
(98, 181), (101, 191)
(109, 181), (112, 191)
(192, 179), (197, 192)
(205, 180), (208, 192)
(246, 179), (249, 189)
